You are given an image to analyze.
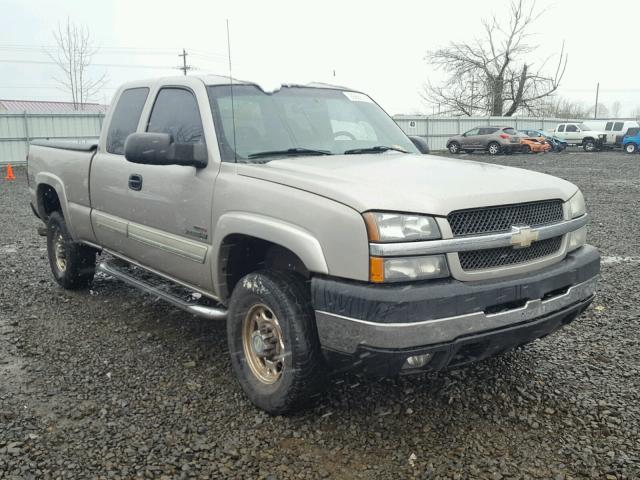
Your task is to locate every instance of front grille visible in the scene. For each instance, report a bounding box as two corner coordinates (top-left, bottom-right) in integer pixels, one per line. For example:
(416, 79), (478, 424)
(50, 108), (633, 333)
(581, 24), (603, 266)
(459, 236), (563, 271)
(448, 200), (564, 237)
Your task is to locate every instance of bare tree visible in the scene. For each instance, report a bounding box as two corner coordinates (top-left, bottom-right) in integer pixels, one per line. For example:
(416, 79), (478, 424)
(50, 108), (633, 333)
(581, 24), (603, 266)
(422, 0), (567, 117)
(536, 97), (588, 119)
(587, 103), (610, 119)
(47, 18), (108, 110)
(610, 101), (622, 118)
(631, 106), (640, 120)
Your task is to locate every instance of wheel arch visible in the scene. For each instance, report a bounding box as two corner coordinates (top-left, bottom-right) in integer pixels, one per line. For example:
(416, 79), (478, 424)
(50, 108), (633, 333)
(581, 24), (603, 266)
(35, 173), (70, 220)
(212, 212), (328, 301)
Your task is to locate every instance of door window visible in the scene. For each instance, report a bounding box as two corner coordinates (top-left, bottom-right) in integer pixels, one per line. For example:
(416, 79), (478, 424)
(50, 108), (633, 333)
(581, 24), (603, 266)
(605, 122), (613, 131)
(613, 122), (624, 131)
(557, 125), (565, 132)
(566, 125), (578, 133)
(147, 88), (204, 144)
(463, 128), (480, 136)
(106, 87), (149, 154)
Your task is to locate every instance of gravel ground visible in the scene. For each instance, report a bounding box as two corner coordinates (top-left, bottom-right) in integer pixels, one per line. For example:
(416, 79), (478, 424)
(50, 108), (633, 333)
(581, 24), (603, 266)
(1, 151), (639, 479)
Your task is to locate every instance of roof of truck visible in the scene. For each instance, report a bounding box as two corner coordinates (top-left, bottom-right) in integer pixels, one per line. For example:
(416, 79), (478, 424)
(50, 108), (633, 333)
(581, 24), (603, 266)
(120, 74), (352, 93)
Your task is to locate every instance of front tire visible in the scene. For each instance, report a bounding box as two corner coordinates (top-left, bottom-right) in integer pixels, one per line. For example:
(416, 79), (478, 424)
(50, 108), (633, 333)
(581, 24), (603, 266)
(487, 142), (501, 155)
(583, 139), (596, 152)
(46, 211), (96, 289)
(227, 271), (325, 414)
(448, 142), (461, 154)
(521, 144), (531, 154)
(625, 143), (637, 154)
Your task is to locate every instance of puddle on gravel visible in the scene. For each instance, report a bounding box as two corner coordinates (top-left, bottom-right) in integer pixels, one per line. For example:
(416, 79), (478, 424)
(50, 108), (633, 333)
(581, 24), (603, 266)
(601, 255), (640, 265)
(0, 244), (18, 254)
(0, 315), (27, 397)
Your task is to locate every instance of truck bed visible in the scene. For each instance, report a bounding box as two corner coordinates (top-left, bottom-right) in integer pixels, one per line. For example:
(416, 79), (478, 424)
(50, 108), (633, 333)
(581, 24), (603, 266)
(28, 140), (99, 242)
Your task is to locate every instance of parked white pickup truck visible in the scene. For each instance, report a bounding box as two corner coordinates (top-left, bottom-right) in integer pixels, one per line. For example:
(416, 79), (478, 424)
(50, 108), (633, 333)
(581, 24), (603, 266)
(552, 123), (607, 151)
(27, 75), (600, 414)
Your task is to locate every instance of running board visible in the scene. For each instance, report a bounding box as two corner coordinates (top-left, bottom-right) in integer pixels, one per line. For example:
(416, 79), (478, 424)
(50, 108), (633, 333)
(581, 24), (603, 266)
(97, 261), (227, 320)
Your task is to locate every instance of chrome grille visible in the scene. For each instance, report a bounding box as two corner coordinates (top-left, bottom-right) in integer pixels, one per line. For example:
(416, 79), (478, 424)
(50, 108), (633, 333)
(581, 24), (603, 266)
(448, 200), (564, 237)
(459, 236), (563, 271)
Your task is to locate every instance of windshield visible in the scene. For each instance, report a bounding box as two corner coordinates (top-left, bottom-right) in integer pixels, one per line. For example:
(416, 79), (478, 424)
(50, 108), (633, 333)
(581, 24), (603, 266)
(207, 85), (418, 162)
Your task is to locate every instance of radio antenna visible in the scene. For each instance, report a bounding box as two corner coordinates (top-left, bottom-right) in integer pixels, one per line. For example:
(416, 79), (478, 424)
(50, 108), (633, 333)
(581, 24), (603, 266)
(226, 19), (238, 163)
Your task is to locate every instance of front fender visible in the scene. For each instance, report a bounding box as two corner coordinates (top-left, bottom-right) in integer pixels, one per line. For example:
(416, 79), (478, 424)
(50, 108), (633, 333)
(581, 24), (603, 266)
(211, 211), (329, 297)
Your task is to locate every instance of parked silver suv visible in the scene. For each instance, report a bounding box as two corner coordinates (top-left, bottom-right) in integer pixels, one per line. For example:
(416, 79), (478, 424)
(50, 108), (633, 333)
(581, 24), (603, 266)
(447, 126), (523, 155)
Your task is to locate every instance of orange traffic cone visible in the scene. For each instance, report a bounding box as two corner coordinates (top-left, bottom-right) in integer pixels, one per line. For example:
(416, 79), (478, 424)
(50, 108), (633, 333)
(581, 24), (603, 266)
(5, 164), (15, 181)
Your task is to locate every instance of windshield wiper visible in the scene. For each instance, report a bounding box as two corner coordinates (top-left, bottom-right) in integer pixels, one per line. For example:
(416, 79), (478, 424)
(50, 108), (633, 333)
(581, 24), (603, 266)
(343, 145), (409, 155)
(247, 148), (332, 159)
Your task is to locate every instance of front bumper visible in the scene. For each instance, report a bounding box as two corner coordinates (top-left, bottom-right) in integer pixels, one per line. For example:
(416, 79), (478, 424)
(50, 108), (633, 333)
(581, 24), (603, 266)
(312, 245), (600, 374)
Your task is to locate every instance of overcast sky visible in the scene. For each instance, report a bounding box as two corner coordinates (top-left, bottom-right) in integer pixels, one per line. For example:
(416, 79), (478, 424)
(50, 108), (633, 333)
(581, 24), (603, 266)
(2, 0), (640, 116)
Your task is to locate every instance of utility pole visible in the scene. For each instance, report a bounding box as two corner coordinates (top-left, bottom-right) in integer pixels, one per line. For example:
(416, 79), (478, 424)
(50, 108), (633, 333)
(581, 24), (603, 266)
(178, 49), (191, 76)
(594, 82), (600, 119)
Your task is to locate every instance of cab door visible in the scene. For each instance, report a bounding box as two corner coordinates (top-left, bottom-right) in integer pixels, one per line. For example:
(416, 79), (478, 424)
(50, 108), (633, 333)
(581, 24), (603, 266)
(90, 79), (220, 291)
(555, 124), (567, 141)
(564, 124), (580, 143)
(611, 121), (624, 145)
(604, 121), (614, 144)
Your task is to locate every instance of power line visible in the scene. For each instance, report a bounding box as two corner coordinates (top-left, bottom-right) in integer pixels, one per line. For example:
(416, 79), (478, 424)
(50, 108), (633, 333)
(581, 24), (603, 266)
(0, 58), (177, 69)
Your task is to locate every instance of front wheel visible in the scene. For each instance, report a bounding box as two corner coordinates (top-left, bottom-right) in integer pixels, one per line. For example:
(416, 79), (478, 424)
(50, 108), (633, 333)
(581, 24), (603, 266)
(625, 143), (637, 154)
(583, 139), (596, 152)
(487, 142), (501, 155)
(521, 144), (531, 154)
(227, 271), (325, 414)
(46, 211), (96, 289)
(448, 142), (461, 154)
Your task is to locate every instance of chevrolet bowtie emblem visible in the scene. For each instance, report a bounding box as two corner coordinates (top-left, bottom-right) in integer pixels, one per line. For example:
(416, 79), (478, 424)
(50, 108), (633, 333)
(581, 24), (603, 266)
(510, 225), (539, 248)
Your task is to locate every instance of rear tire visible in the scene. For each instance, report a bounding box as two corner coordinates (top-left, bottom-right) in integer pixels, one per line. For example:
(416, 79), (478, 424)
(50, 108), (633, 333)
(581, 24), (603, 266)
(227, 270), (325, 414)
(448, 142), (461, 154)
(46, 211), (96, 289)
(625, 143), (637, 154)
(487, 142), (501, 155)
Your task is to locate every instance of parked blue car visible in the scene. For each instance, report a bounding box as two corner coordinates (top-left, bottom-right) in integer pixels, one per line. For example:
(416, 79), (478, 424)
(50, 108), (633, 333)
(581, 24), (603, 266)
(622, 127), (640, 154)
(519, 129), (568, 152)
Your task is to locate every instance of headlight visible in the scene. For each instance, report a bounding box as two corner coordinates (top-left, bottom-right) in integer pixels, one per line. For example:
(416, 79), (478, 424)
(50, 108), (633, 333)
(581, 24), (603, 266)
(567, 190), (586, 219)
(363, 212), (440, 242)
(369, 255), (449, 283)
(568, 226), (587, 252)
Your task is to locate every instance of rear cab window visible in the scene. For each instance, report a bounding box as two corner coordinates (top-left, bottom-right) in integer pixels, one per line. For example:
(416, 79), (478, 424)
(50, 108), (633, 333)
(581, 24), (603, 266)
(106, 87), (149, 155)
(613, 122), (624, 131)
(605, 122), (613, 131)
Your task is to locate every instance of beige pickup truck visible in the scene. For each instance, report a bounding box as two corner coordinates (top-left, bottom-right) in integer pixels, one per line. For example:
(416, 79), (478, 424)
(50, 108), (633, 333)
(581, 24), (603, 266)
(27, 75), (599, 414)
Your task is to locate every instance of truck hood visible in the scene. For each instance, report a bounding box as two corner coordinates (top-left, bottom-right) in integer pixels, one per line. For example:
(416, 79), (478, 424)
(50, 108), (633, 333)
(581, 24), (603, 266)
(237, 153), (578, 215)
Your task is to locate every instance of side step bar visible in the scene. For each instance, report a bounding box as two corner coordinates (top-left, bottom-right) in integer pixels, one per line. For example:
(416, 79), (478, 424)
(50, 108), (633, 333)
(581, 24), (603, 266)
(97, 261), (227, 320)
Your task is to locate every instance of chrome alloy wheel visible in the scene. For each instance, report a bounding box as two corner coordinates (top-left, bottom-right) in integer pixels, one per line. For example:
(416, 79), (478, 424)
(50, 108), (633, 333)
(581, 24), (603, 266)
(242, 304), (285, 384)
(53, 232), (67, 272)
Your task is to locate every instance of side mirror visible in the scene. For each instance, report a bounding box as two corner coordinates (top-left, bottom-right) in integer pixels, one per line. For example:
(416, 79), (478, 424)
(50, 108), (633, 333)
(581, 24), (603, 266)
(124, 132), (207, 168)
(409, 136), (430, 154)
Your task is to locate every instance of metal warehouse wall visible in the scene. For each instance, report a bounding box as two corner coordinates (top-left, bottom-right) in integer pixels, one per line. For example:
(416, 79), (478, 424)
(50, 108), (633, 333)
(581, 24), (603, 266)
(0, 112), (104, 165)
(394, 116), (582, 151)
